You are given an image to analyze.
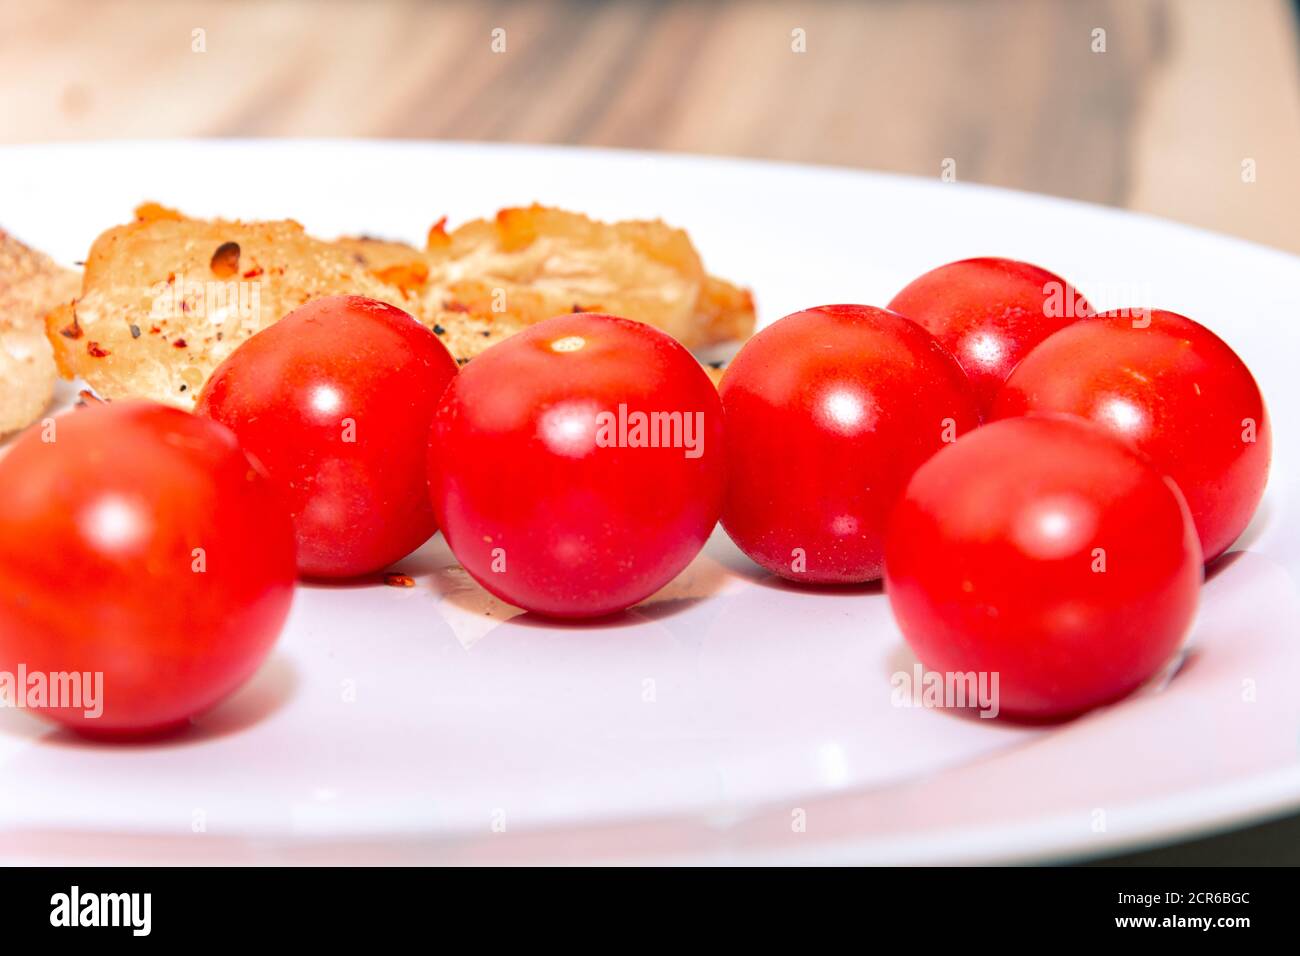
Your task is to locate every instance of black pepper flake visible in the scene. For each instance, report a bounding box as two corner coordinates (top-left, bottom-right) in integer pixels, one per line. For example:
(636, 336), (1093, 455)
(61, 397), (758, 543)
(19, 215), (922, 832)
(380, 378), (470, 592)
(708, 360), (725, 369)
(129, 324), (141, 339)
(456, 357), (470, 366)
(432, 324), (446, 336)
(480, 330), (490, 337)
(179, 384), (188, 393)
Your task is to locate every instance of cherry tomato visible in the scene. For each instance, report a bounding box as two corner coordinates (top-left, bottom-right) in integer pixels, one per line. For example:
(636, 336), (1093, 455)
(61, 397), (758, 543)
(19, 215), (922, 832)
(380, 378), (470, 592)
(720, 304), (980, 584)
(884, 415), (1201, 720)
(887, 257), (1092, 415)
(0, 401), (296, 735)
(990, 309), (1271, 563)
(197, 295), (459, 579)
(428, 313), (724, 619)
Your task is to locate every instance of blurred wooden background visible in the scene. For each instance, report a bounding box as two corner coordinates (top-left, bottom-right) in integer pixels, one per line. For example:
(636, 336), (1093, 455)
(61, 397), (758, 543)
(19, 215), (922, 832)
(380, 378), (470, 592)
(1, 0), (1298, 252)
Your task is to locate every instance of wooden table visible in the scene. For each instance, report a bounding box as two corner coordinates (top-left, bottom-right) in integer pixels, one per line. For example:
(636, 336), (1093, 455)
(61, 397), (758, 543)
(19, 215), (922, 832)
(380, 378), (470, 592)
(3, 0), (1298, 252)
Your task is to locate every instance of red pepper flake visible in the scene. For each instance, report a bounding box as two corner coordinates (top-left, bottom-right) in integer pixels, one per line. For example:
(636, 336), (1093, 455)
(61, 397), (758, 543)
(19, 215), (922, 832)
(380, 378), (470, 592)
(384, 573), (416, 588)
(242, 266), (263, 278)
(211, 241), (240, 278)
(426, 216), (450, 248)
(87, 342), (110, 357)
(149, 325), (161, 334)
(172, 338), (188, 349)
(443, 300), (470, 313)
(373, 261), (429, 293)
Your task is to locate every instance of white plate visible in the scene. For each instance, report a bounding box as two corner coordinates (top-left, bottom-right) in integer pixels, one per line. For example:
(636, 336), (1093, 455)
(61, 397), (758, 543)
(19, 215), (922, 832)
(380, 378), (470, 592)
(1, 140), (1297, 865)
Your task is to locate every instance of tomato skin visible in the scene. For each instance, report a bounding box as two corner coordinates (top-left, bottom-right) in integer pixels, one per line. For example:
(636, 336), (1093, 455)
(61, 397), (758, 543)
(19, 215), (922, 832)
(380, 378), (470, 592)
(197, 295), (459, 579)
(884, 415), (1202, 720)
(990, 309), (1271, 563)
(887, 257), (1091, 415)
(0, 402), (296, 734)
(719, 304), (979, 584)
(428, 313), (724, 619)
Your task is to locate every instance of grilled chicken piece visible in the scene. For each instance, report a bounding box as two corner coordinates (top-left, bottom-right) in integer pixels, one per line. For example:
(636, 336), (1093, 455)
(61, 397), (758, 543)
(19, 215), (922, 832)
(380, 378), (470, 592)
(35, 203), (754, 410)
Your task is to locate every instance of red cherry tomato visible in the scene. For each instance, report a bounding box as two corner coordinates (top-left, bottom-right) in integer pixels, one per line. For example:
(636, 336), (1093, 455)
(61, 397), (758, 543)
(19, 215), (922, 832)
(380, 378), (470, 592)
(0, 401), (296, 735)
(428, 313), (724, 619)
(197, 295), (459, 579)
(990, 309), (1271, 563)
(720, 304), (980, 584)
(884, 415), (1202, 720)
(887, 257), (1092, 415)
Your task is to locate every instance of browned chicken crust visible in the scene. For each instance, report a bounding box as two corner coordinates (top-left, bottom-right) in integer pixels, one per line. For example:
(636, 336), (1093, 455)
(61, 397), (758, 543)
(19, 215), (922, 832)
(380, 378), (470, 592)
(42, 203), (754, 409)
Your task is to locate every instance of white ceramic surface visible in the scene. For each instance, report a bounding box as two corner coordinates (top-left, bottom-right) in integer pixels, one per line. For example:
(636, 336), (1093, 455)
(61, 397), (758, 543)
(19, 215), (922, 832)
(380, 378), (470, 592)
(0, 140), (1297, 865)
